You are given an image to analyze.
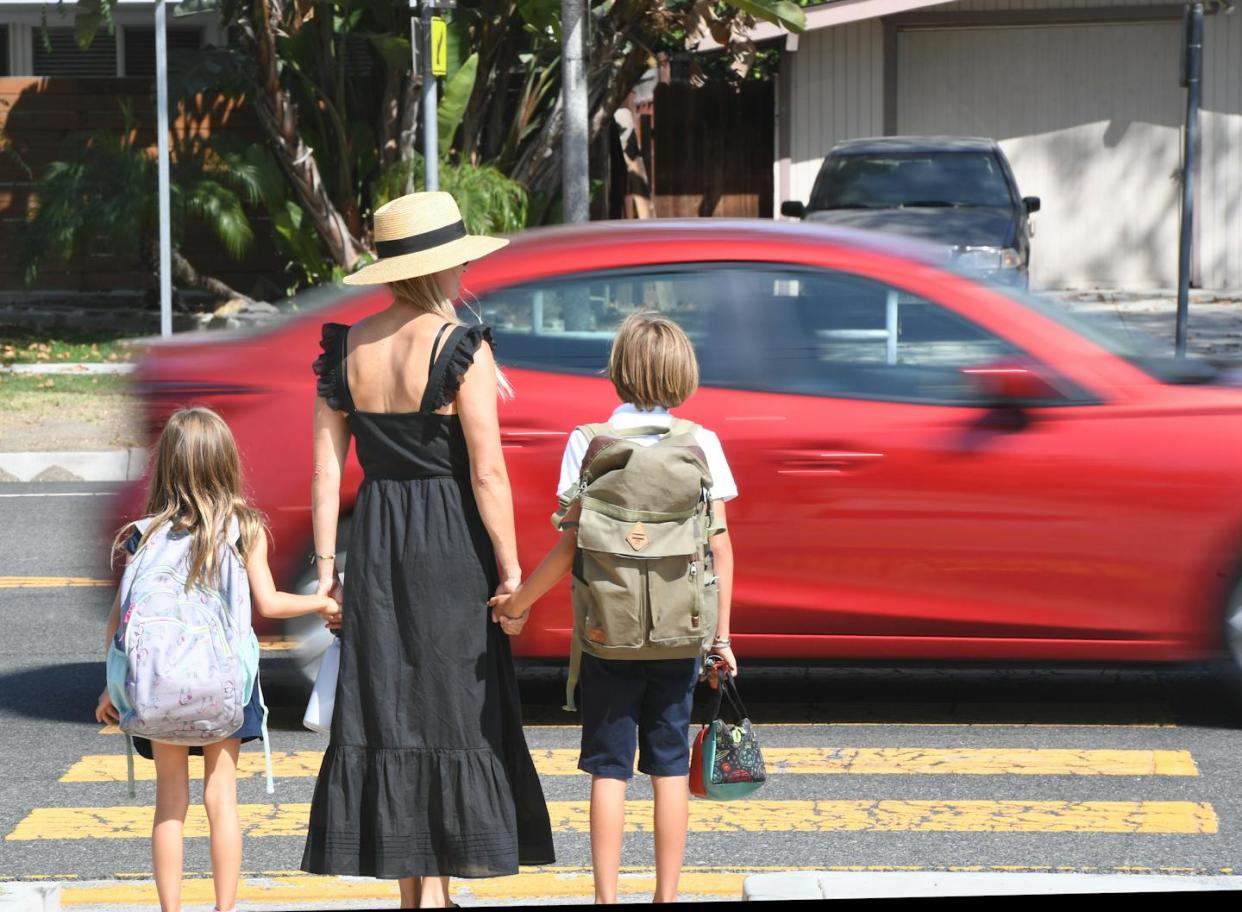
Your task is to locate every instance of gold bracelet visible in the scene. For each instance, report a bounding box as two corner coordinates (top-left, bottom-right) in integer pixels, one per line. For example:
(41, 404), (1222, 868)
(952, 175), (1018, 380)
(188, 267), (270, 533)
(313, 553), (335, 562)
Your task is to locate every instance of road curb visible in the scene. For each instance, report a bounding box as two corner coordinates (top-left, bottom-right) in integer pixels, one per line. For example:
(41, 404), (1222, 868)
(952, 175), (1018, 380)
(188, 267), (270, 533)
(0, 363), (136, 375)
(0, 883), (60, 912)
(743, 871), (1242, 900)
(0, 449), (147, 483)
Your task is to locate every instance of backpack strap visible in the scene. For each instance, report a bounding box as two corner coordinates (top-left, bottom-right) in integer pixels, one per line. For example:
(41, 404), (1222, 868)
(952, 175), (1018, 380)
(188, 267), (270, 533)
(125, 735), (136, 799)
(667, 417), (701, 438)
(257, 678), (275, 794)
(564, 638), (582, 713)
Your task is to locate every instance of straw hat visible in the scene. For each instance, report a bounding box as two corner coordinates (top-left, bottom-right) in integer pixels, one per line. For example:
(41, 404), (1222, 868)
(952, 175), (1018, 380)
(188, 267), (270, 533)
(343, 191), (509, 286)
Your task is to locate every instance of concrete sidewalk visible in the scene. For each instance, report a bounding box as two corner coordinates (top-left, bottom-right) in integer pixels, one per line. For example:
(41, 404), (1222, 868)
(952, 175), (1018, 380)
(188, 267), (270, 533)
(0, 449), (147, 483)
(743, 870), (1242, 900)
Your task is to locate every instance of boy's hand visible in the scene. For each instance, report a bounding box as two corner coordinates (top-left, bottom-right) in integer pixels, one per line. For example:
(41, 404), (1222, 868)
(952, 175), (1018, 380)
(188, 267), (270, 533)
(706, 647), (738, 689)
(498, 607), (530, 637)
(95, 688), (118, 725)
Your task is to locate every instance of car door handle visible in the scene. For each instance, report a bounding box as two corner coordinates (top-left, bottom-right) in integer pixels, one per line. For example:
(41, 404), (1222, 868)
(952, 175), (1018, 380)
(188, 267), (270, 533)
(775, 448), (885, 476)
(500, 429), (569, 448)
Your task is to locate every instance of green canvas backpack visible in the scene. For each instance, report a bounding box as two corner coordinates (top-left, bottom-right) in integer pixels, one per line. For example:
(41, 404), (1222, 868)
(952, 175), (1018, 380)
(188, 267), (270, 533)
(554, 418), (721, 711)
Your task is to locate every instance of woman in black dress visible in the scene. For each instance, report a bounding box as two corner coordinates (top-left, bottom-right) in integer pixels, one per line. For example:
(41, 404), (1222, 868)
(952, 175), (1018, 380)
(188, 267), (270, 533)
(302, 192), (554, 907)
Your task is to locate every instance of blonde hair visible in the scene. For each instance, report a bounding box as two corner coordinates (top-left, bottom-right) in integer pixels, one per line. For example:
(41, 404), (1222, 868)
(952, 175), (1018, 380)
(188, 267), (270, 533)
(114, 407), (267, 590)
(608, 312), (699, 411)
(387, 270), (513, 399)
(389, 274), (457, 319)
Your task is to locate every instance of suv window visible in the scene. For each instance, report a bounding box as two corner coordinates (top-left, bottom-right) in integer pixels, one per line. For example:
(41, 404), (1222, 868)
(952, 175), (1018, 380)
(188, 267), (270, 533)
(810, 151), (1014, 210)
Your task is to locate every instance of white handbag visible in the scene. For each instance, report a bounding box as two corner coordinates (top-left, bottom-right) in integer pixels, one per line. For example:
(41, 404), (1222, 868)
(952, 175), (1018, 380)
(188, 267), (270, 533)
(303, 636), (340, 734)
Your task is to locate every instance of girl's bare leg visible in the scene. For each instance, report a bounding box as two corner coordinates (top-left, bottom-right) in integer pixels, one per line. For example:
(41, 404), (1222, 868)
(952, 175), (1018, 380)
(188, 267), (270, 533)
(589, 776), (628, 904)
(202, 739), (242, 911)
(151, 742), (190, 912)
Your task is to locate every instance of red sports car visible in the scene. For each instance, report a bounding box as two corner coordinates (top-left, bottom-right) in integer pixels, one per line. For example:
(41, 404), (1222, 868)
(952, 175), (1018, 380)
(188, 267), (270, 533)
(114, 220), (1242, 679)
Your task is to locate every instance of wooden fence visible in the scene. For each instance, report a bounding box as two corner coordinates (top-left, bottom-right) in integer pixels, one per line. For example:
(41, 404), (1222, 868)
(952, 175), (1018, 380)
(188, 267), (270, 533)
(652, 81), (774, 219)
(0, 77), (279, 296)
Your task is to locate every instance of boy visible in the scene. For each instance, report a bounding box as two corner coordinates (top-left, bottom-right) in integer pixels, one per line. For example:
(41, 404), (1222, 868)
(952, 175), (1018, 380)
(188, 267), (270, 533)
(490, 312), (737, 904)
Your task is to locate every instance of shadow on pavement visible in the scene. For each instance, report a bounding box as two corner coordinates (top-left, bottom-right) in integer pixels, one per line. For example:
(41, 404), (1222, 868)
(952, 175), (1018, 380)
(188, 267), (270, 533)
(6, 659), (1239, 731)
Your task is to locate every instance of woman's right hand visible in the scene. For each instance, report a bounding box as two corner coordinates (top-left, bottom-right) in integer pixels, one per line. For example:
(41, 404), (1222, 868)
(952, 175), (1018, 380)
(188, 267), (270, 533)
(315, 565), (336, 598)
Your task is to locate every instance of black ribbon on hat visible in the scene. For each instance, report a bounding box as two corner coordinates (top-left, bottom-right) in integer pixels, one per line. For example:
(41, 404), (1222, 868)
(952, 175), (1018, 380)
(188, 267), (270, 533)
(375, 220), (467, 258)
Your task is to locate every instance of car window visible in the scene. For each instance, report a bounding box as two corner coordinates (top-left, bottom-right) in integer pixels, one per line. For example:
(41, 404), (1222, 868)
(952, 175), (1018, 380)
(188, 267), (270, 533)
(810, 151), (1014, 210)
(763, 269), (1049, 405)
(478, 269), (743, 382)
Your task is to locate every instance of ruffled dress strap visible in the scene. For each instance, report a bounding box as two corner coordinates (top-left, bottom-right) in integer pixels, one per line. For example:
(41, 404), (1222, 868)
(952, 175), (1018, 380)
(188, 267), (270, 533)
(313, 322), (355, 413)
(420, 323), (495, 413)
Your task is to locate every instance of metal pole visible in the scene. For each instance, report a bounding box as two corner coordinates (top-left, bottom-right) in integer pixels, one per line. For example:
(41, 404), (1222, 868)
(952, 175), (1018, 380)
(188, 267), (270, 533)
(421, 3), (438, 192)
(155, 0), (173, 337)
(1176, 2), (1204, 357)
(561, 0), (589, 223)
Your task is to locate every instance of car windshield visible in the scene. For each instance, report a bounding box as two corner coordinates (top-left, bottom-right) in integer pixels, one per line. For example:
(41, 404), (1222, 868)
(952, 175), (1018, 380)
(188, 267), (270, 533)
(809, 151), (1014, 210)
(980, 277), (1224, 386)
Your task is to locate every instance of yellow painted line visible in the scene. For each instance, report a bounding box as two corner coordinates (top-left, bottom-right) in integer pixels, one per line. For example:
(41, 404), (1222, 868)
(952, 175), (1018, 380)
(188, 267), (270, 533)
(60, 871), (746, 905)
(8, 800), (1217, 841)
(63, 752), (326, 782)
(63, 747), (1199, 783)
(0, 576), (112, 589)
(257, 637), (299, 652)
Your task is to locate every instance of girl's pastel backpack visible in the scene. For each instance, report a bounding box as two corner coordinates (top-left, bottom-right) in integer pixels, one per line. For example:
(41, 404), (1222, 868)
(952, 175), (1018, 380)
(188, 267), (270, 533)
(105, 516), (272, 795)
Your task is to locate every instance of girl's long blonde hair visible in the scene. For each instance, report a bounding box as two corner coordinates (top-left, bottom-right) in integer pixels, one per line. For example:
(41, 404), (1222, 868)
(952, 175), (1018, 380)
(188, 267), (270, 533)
(389, 272), (513, 399)
(114, 407), (267, 590)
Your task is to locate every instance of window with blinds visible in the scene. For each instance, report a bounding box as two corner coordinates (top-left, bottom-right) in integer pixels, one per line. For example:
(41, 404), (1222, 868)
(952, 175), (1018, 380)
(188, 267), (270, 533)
(32, 27), (118, 78)
(123, 27), (204, 77)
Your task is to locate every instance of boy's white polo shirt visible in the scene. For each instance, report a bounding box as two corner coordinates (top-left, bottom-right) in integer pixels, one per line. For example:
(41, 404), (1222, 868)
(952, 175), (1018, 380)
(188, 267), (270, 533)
(556, 404), (739, 502)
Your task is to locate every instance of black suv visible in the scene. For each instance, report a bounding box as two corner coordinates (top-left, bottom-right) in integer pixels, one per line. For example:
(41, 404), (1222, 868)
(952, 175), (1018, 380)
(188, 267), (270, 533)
(781, 136), (1041, 287)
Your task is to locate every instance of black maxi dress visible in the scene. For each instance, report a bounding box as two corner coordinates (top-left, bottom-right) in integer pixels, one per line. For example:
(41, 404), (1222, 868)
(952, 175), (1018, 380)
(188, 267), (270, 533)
(302, 321), (555, 879)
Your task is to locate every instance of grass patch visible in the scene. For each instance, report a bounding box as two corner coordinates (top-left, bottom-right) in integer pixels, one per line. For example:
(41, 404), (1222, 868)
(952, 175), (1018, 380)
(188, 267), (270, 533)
(0, 372), (131, 401)
(0, 325), (145, 365)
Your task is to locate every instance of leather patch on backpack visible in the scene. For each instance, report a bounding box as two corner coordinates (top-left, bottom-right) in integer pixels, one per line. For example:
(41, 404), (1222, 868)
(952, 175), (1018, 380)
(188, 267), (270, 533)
(626, 521), (650, 551)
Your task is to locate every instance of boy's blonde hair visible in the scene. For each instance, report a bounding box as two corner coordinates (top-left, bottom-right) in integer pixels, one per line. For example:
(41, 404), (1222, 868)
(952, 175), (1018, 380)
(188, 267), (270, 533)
(608, 312), (699, 411)
(114, 406), (267, 590)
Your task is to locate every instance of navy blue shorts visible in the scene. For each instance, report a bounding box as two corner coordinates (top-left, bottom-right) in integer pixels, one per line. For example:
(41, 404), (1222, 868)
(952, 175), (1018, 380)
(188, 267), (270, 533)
(578, 653), (700, 780)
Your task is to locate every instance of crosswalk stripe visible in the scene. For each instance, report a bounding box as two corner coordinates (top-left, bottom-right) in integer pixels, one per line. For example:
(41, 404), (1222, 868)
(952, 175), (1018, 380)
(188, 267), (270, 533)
(60, 747), (1200, 783)
(58, 869), (749, 905)
(6, 800), (1217, 840)
(0, 576), (112, 589)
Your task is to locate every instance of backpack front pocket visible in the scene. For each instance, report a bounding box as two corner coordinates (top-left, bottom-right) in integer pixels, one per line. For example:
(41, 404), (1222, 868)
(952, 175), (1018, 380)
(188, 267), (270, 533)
(577, 551), (646, 649)
(647, 555), (703, 647)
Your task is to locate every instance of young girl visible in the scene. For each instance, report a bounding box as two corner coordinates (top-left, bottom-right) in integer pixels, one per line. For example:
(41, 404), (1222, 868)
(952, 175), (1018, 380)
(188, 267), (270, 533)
(490, 312), (738, 904)
(95, 406), (341, 912)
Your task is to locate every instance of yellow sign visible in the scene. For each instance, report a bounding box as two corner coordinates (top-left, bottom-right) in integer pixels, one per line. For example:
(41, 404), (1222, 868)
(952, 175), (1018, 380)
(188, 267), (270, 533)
(431, 17), (447, 77)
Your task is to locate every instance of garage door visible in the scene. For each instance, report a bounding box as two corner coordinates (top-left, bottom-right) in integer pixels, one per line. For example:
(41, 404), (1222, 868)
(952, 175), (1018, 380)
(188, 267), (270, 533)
(897, 22), (1183, 289)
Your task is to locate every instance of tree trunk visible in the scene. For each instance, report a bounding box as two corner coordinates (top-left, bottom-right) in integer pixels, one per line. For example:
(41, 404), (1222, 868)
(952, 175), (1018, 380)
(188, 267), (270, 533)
(247, 0), (368, 269)
(170, 250), (255, 306)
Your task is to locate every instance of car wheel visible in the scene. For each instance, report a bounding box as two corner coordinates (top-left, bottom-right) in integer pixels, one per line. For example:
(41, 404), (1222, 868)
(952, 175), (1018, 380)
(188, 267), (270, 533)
(284, 516), (351, 684)
(1224, 575), (1242, 675)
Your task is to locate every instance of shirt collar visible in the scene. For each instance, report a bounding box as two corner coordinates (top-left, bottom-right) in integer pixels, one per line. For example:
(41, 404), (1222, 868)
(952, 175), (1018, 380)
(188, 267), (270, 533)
(611, 403), (671, 425)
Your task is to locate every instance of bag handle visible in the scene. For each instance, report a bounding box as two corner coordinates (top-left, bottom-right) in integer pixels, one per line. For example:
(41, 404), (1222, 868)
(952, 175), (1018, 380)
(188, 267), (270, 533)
(701, 655), (749, 724)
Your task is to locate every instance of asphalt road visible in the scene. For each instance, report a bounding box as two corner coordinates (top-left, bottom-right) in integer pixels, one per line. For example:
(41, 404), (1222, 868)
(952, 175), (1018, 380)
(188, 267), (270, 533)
(4, 483), (1242, 907)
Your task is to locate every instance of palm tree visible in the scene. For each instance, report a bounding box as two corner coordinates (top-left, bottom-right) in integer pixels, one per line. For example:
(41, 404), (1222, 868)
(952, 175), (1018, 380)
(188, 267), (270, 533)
(19, 102), (259, 303)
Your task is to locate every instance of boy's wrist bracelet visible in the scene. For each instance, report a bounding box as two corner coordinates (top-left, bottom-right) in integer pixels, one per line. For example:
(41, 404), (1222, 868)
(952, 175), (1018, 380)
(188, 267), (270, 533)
(712, 637), (732, 648)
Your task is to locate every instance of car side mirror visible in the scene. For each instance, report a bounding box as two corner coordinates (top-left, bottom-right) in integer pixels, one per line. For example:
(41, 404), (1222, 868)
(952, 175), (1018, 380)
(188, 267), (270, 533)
(963, 360), (1063, 410)
(780, 200), (806, 219)
(1023, 196), (1041, 214)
